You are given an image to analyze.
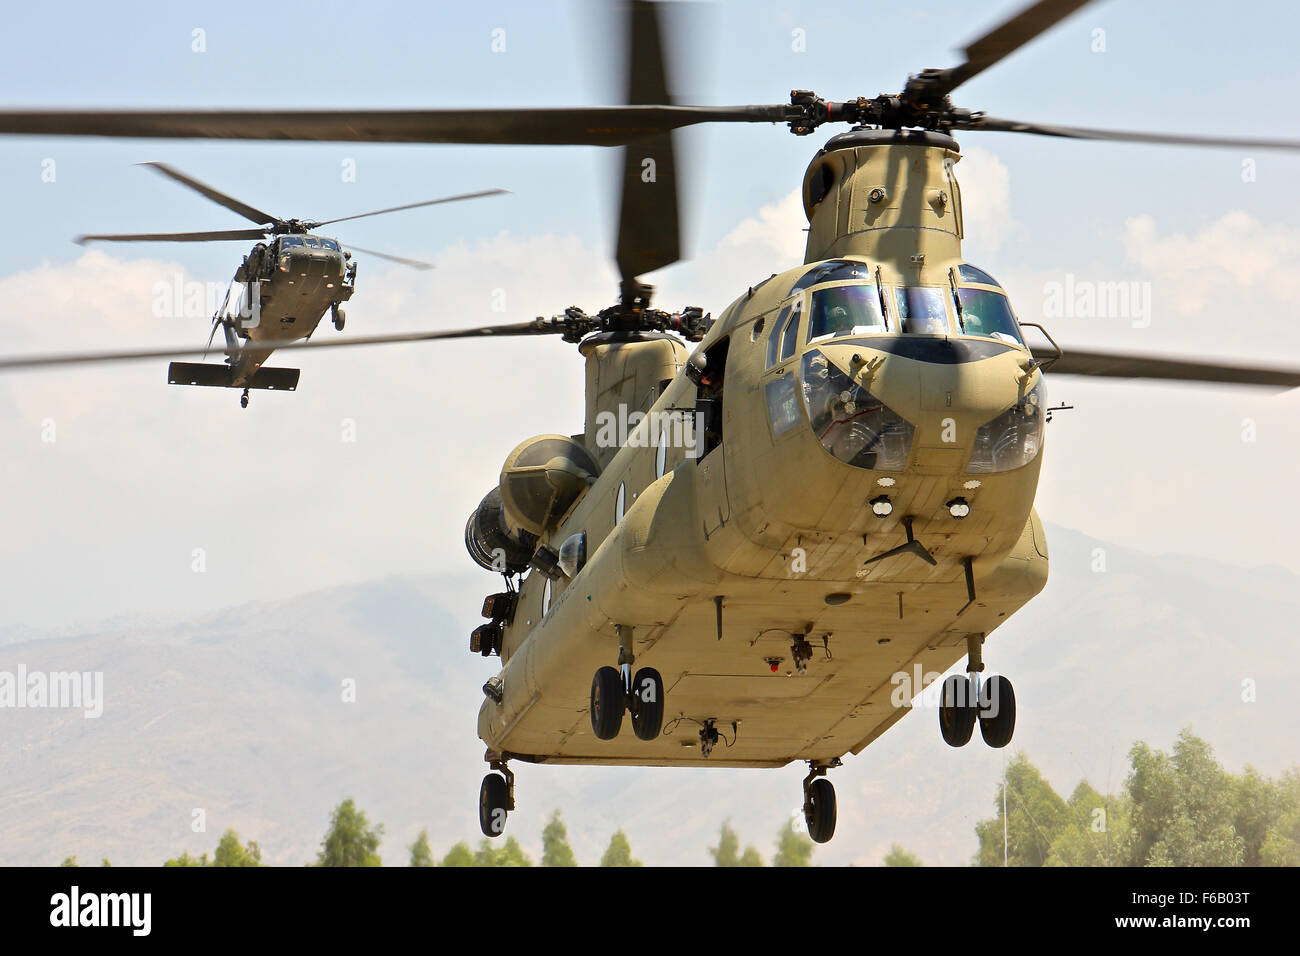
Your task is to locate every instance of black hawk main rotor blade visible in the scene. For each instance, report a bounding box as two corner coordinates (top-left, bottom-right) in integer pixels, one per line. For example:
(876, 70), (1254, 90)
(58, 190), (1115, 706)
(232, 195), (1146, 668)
(311, 188), (508, 228)
(341, 243), (435, 270)
(139, 161), (279, 226)
(75, 228), (270, 245)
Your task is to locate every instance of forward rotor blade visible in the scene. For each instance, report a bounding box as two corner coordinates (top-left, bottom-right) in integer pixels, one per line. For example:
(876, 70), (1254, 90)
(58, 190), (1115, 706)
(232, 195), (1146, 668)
(924, 0), (1097, 99)
(140, 162), (279, 226)
(0, 321), (565, 372)
(0, 105), (789, 147)
(957, 115), (1300, 152)
(311, 188), (508, 228)
(75, 228), (269, 245)
(615, 0), (681, 284)
(342, 244), (435, 270)
(1037, 348), (1300, 389)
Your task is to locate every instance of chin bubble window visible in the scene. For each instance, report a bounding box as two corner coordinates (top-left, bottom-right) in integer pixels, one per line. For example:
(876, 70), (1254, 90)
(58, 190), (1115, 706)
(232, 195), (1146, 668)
(808, 284), (887, 342)
(894, 286), (951, 334)
(966, 379), (1046, 473)
(800, 350), (914, 470)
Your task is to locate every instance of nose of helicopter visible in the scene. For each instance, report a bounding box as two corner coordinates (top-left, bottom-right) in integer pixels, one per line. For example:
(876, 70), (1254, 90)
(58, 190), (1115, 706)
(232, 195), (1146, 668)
(809, 337), (1044, 477)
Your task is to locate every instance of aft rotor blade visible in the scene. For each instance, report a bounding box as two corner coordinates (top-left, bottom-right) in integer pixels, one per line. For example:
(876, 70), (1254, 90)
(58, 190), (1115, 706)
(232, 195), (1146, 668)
(0, 105), (790, 147)
(615, 0), (681, 284)
(342, 244), (435, 270)
(957, 115), (1300, 152)
(140, 161), (279, 226)
(922, 0), (1097, 99)
(0, 321), (566, 372)
(311, 188), (509, 228)
(75, 228), (269, 245)
(1038, 348), (1300, 389)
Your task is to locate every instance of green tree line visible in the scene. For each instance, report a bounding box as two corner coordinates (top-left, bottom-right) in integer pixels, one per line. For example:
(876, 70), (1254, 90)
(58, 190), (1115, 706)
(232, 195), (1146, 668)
(56, 730), (1296, 867)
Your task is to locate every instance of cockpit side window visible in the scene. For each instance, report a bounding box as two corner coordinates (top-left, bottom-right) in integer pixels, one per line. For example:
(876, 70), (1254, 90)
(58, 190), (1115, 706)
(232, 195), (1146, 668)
(788, 260), (873, 296)
(766, 305), (790, 367)
(779, 298), (802, 362)
(957, 264), (1000, 287)
(808, 284), (887, 342)
(894, 287), (952, 334)
(955, 288), (1024, 345)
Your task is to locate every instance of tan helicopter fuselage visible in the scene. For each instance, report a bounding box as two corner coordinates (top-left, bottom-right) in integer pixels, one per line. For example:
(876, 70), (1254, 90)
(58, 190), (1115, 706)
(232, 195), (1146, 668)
(477, 130), (1049, 768)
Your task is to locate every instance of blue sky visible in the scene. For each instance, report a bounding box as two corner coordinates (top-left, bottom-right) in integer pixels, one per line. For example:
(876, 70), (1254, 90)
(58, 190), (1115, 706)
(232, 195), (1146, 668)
(1, 0), (1297, 281)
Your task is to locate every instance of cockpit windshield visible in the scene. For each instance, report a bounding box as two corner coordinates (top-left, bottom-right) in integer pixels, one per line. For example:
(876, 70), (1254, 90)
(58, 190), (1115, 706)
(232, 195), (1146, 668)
(809, 285), (886, 342)
(894, 286), (951, 334)
(281, 236), (304, 249)
(956, 288), (1023, 344)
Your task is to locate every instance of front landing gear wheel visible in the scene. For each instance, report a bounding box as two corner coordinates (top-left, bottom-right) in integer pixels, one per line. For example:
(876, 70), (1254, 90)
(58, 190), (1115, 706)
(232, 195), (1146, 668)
(590, 665), (624, 740)
(978, 675), (1016, 748)
(478, 773), (509, 837)
(939, 674), (977, 747)
(239, 388), (250, 409)
(804, 777), (837, 844)
(629, 667), (664, 740)
(332, 307), (346, 331)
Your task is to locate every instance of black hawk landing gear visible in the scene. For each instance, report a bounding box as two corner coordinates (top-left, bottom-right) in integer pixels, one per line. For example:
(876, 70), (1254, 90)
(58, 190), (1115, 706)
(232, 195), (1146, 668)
(590, 625), (665, 741)
(802, 760), (841, 844)
(939, 633), (1016, 749)
(331, 304), (346, 332)
(239, 388), (250, 409)
(478, 757), (515, 838)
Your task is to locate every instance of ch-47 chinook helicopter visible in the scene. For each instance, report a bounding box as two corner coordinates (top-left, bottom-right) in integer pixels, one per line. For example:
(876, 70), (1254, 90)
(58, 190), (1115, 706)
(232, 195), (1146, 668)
(77, 161), (505, 407)
(3, 0), (1300, 844)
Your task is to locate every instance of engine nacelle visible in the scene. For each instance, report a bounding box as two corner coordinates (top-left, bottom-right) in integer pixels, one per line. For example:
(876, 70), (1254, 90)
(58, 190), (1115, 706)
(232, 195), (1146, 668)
(498, 435), (599, 537)
(464, 487), (536, 575)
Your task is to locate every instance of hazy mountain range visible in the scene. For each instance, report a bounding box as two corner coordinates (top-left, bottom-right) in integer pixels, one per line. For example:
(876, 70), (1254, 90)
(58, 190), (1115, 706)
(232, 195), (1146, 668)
(2, 522), (1296, 867)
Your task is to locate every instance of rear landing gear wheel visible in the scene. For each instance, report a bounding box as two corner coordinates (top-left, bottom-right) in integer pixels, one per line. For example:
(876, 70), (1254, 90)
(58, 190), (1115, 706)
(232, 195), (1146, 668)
(629, 667), (664, 740)
(978, 675), (1016, 748)
(804, 777), (837, 844)
(939, 674), (977, 747)
(479, 773), (509, 838)
(332, 307), (346, 331)
(239, 388), (250, 409)
(590, 665), (625, 740)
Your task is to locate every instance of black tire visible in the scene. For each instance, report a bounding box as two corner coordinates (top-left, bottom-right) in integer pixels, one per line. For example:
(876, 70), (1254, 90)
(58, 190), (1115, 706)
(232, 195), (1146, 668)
(590, 666), (625, 740)
(478, 773), (509, 838)
(939, 674), (977, 747)
(978, 675), (1016, 748)
(333, 308), (346, 331)
(804, 778), (837, 844)
(630, 667), (664, 741)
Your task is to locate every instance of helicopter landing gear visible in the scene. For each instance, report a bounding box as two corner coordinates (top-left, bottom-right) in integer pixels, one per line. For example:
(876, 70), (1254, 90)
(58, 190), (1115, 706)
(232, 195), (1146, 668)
(239, 388), (250, 409)
(590, 666), (624, 740)
(332, 305), (346, 332)
(802, 759), (841, 844)
(940, 634), (1016, 748)
(478, 757), (515, 838)
(589, 624), (665, 741)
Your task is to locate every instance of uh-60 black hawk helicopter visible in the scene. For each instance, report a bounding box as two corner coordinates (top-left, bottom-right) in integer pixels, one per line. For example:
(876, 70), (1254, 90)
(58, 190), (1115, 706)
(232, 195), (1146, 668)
(3, 0), (1300, 844)
(77, 161), (505, 407)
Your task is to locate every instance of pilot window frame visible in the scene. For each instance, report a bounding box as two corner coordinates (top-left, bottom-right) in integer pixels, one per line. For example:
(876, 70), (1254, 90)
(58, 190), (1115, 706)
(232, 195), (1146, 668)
(891, 285), (956, 335)
(806, 280), (890, 344)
